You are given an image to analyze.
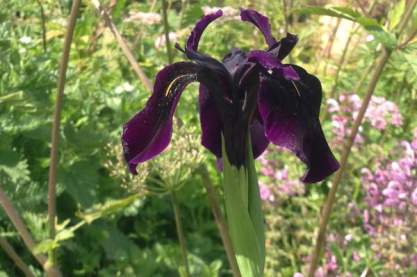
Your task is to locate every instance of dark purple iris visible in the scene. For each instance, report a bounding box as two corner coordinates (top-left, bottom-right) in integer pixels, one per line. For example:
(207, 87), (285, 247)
(122, 9), (339, 183)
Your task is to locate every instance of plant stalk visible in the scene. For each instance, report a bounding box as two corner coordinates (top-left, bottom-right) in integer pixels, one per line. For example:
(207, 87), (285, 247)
(0, 237), (35, 277)
(198, 166), (241, 277)
(91, 0), (153, 93)
(0, 186), (58, 273)
(307, 0), (417, 273)
(162, 0), (174, 64)
(308, 46), (391, 277)
(47, 0), (81, 271)
(170, 191), (190, 277)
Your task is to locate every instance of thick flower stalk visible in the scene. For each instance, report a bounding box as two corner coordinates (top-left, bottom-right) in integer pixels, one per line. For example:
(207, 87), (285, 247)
(121, 9), (339, 276)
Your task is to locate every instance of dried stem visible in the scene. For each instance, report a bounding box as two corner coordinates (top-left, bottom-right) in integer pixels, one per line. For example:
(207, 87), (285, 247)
(0, 237), (35, 277)
(47, 0), (81, 270)
(0, 186), (49, 270)
(91, 0), (153, 93)
(398, 27), (417, 49)
(307, 0), (417, 274)
(198, 166), (241, 277)
(36, 0), (47, 52)
(162, 0), (174, 64)
(170, 191), (190, 277)
(308, 46), (391, 277)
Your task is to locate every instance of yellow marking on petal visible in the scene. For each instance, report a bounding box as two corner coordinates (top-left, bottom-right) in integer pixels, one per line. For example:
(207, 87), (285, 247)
(165, 75), (190, 96)
(291, 81), (301, 97)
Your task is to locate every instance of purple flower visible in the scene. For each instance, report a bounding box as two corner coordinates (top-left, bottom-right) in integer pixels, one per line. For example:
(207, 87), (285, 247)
(121, 9), (339, 182)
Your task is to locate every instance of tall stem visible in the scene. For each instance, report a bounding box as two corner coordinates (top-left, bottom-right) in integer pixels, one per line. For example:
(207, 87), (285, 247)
(162, 0), (174, 64)
(47, 0), (81, 270)
(198, 166), (241, 277)
(170, 191), (190, 277)
(308, 47), (391, 277)
(0, 237), (35, 277)
(307, 0), (417, 274)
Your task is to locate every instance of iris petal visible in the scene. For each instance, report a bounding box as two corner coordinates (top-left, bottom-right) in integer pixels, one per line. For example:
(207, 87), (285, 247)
(247, 50), (299, 80)
(250, 118), (269, 158)
(269, 33), (298, 60)
(186, 10), (223, 51)
(240, 9), (277, 48)
(122, 62), (198, 174)
(257, 65), (339, 183)
(199, 85), (222, 157)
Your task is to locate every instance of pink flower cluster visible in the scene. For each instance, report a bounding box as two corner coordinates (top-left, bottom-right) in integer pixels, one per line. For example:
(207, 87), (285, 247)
(258, 149), (305, 202)
(327, 93), (402, 145)
(361, 129), (417, 272)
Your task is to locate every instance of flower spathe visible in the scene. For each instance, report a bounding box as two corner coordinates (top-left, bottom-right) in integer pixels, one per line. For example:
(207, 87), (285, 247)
(122, 8), (339, 183)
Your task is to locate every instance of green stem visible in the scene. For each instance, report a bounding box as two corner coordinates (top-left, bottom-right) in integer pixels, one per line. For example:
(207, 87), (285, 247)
(47, 0), (80, 272)
(198, 166), (241, 277)
(162, 0), (174, 64)
(170, 191), (190, 277)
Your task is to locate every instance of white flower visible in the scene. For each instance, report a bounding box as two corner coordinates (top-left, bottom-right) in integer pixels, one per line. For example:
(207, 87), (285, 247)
(366, 34), (374, 42)
(19, 36), (32, 44)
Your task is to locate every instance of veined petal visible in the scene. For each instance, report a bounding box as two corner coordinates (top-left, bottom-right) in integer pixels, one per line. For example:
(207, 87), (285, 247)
(186, 10), (223, 51)
(122, 62), (198, 174)
(257, 65), (339, 183)
(240, 9), (277, 48)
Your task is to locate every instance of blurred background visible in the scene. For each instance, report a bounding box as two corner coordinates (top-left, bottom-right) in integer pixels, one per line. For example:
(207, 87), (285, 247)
(0, 0), (416, 276)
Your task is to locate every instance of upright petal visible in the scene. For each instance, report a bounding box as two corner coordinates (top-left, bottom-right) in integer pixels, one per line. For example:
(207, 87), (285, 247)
(186, 10), (223, 51)
(257, 65), (339, 183)
(268, 33), (298, 60)
(240, 9), (277, 48)
(122, 62), (198, 174)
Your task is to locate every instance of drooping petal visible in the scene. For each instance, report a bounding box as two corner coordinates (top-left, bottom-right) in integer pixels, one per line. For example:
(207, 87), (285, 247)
(268, 33), (298, 60)
(122, 62), (198, 174)
(240, 9), (277, 47)
(257, 65), (339, 183)
(186, 10), (223, 51)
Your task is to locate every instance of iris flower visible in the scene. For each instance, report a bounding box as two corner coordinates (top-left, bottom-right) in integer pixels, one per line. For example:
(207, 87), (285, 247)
(122, 8), (339, 183)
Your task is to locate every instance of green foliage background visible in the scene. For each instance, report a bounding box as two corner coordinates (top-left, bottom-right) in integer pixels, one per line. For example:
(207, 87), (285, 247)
(0, 0), (416, 276)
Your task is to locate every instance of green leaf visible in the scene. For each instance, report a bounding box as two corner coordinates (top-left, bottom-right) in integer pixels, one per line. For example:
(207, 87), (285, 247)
(222, 137), (264, 276)
(295, 6), (397, 49)
(77, 194), (142, 224)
